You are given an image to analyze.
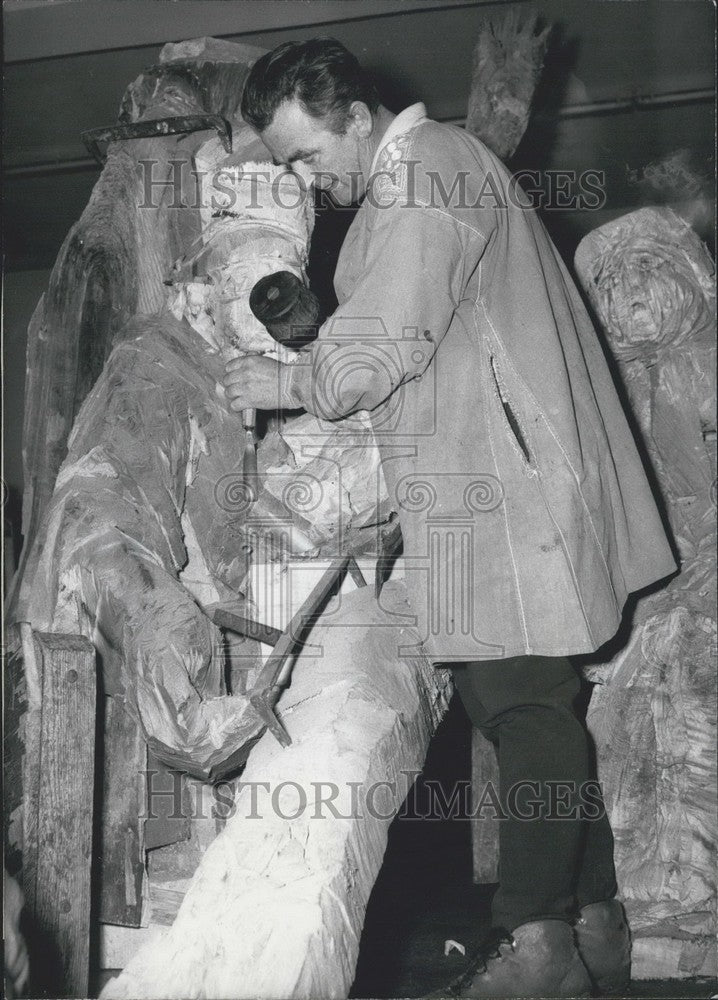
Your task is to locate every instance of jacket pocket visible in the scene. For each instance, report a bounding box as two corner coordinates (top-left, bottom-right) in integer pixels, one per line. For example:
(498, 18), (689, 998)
(488, 354), (533, 467)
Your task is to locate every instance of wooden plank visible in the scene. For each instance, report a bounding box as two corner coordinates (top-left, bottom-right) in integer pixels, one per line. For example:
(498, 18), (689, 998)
(471, 727), (500, 884)
(99, 698), (147, 927)
(143, 752), (191, 852)
(25, 632), (96, 999)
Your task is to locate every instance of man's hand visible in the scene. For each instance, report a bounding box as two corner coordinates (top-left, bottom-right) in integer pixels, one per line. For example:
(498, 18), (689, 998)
(223, 355), (285, 411)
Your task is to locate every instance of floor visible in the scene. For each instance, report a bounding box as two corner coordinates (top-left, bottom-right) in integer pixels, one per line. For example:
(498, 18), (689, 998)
(349, 695), (717, 1000)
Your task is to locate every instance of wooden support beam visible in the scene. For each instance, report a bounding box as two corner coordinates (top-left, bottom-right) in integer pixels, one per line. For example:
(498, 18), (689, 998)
(21, 631), (97, 999)
(471, 728), (500, 884)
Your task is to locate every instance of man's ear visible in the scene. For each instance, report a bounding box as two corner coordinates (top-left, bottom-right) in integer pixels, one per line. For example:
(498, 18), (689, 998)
(348, 101), (374, 138)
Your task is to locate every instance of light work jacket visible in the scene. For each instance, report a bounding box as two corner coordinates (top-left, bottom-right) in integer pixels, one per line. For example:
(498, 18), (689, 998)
(287, 104), (677, 662)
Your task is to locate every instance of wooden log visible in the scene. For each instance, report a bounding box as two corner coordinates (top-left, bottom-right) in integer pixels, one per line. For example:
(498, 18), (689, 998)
(22, 632), (96, 999)
(100, 582), (452, 1000)
(470, 729), (500, 884)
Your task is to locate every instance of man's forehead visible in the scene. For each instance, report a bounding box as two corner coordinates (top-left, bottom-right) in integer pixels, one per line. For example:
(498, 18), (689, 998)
(262, 100), (327, 160)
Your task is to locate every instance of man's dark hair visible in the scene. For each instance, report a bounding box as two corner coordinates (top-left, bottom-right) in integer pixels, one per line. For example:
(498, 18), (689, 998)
(241, 38), (380, 134)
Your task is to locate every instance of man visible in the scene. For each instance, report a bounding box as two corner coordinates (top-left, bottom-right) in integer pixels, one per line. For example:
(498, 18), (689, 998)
(225, 38), (676, 998)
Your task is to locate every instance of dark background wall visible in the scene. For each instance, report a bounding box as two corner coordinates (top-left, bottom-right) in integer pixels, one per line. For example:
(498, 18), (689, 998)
(3, 0), (715, 547)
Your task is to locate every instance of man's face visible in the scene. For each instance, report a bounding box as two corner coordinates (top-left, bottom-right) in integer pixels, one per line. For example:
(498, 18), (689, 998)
(261, 99), (366, 205)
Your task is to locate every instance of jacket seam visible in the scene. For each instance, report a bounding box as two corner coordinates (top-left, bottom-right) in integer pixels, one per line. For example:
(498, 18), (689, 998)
(535, 477), (596, 647)
(409, 202), (490, 245)
(403, 123), (493, 245)
(482, 347), (532, 654)
(397, 124), (492, 249)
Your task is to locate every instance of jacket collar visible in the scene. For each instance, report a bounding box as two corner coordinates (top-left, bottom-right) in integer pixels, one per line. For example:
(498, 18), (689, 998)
(369, 102), (428, 175)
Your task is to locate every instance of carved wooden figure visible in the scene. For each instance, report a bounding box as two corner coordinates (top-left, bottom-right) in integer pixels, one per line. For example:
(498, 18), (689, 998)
(6, 36), (269, 959)
(466, 8), (550, 162)
(575, 207), (717, 978)
(9, 37), (450, 997)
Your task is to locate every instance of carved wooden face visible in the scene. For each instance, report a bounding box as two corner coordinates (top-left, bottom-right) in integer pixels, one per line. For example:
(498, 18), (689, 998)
(576, 208), (716, 362)
(592, 242), (708, 360)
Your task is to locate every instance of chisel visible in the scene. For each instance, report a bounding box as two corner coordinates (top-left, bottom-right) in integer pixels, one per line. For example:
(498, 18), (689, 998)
(241, 406), (258, 502)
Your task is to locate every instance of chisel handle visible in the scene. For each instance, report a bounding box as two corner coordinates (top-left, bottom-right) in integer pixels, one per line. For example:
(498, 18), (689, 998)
(243, 433), (258, 478)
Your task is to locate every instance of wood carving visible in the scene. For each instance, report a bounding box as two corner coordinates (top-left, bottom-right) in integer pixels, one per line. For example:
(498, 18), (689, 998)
(465, 8), (551, 161)
(8, 37), (265, 618)
(574, 206), (717, 978)
(11, 35), (445, 996)
(100, 584), (451, 1000)
(15, 166), (383, 778)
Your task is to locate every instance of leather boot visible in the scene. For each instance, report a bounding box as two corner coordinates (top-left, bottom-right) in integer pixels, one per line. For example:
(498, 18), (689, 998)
(575, 899), (631, 995)
(428, 920), (592, 998)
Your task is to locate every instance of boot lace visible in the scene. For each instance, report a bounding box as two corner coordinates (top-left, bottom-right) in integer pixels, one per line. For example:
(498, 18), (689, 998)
(448, 927), (516, 993)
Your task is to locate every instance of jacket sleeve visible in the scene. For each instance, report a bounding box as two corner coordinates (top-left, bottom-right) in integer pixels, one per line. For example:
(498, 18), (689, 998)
(286, 197), (484, 419)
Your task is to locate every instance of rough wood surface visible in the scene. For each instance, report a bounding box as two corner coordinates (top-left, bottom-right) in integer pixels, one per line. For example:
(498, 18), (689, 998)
(8, 39), (262, 619)
(18, 314), (264, 777)
(98, 699), (148, 927)
(100, 582), (452, 999)
(466, 9), (551, 161)
(17, 302), (390, 783)
(7, 40), (269, 972)
(22, 632), (96, 998)
(575, 207), (717, 977)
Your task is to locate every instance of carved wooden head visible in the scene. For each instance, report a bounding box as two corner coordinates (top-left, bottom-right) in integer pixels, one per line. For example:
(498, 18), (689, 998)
(167, 140), (315, 361)
(575, 207), (716, 362)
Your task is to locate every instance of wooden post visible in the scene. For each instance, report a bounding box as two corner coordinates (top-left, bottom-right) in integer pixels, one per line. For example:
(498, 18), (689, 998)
(471, 728), (500, 883)
(22, 630), (97, 998)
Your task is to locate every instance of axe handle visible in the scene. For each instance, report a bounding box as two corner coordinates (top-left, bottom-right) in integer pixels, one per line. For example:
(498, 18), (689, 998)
(248, 555), (350, 701)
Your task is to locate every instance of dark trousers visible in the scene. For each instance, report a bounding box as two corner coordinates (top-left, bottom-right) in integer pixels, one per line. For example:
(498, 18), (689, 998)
(452, 655), (618, 932)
